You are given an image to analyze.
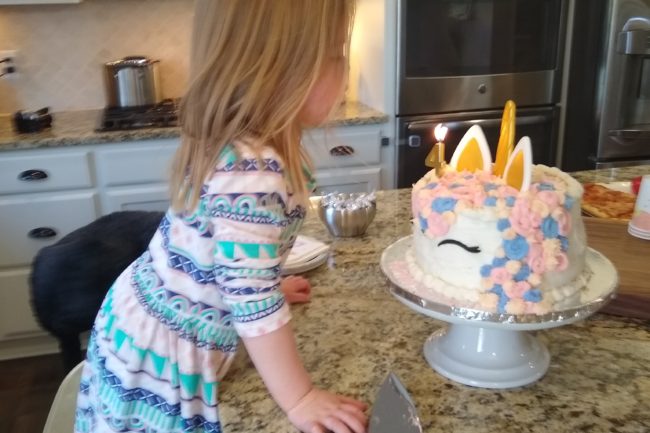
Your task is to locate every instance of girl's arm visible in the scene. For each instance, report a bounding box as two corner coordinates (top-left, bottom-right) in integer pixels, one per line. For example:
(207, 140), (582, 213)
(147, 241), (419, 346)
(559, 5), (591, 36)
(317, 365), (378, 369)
(243, 324), (367, 433)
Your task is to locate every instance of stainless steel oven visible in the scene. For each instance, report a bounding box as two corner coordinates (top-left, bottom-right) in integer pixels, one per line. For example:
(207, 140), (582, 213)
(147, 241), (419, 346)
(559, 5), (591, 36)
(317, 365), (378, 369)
(394, 0), (568, 187)
(397, 0), (568, 115)
(397, 106), (558, 188)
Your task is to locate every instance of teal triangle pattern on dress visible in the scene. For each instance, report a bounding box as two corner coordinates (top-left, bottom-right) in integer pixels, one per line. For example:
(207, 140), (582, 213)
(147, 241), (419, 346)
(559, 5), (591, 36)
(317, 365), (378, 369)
(239, 242), (260, 259)
(202, 382), (217, 406)
(261, 243), (279, 258)
(170, 363), (180, 387)
(149, 352), (167, 378)
(218, 241), (235, 259)
(114, 329), (128, 351)
(180, 372), (201, 396)
(219, 144), (238, 166)
(132, 343), (147, 363)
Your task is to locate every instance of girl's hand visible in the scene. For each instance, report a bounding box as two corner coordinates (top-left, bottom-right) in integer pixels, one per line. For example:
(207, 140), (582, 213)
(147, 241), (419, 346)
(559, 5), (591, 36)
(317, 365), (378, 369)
(281, 275), (312, 304)
(287, 388), (368, 433)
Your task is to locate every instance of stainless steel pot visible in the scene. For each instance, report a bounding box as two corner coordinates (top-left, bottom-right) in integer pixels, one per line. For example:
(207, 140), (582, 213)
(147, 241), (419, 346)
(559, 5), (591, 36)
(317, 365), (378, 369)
(104, 56), (162, 108)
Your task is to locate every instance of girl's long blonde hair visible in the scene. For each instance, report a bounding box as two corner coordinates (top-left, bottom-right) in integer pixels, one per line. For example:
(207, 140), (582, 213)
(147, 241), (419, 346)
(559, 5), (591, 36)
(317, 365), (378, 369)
(171, 0), (355, 211)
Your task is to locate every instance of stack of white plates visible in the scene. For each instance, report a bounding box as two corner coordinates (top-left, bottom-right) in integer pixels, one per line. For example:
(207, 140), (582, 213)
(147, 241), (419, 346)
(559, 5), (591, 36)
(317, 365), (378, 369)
(282, 235), (330, 274)
(628, 222), (650, 240)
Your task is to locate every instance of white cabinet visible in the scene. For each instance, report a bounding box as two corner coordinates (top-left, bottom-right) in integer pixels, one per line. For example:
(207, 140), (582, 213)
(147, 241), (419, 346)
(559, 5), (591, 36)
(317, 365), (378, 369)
(0, 146), (99, 360)
(95, 138), (177, 214)
(102, 185), (171, 214)
(304, 123), (384, 194)
(0, 191), (98, 267)
(313, 166), (381, 195)
(0, 269), (42, 339)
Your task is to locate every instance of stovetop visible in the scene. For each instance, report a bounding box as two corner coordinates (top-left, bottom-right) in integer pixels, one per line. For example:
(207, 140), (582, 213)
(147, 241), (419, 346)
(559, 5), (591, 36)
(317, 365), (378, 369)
(96, 99), (179, 132)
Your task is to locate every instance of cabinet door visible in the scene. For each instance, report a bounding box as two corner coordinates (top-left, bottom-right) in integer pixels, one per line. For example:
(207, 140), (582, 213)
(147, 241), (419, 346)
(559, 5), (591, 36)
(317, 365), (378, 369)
(0, 269), (46, 340)
(102, 184), (170, 214)
(0, 192), (98, 268)
(303, 125), (382, 170)
(313, 167), (381, 195)
(0, 150), (92, 195)
(95, 139), (179, 187)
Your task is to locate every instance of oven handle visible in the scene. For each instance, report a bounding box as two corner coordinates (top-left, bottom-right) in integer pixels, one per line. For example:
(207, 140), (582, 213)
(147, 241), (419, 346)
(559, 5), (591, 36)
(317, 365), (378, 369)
(407, 114), (551, 131)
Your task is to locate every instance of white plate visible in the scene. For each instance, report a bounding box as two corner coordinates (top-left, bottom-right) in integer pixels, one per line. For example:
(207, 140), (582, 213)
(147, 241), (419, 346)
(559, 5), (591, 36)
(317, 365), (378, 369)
(282, 251), (329, 275)
(628, 224), (650, 240)
(597, 181), (632, 194)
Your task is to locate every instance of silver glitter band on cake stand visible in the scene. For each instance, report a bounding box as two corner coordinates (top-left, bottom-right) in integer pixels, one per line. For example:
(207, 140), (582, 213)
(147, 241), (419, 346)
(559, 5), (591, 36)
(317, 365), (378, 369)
(380, 236), (618, 388)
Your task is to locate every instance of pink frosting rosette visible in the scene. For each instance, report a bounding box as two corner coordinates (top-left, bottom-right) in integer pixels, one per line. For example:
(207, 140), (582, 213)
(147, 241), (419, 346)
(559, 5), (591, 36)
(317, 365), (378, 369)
(510, 198), (542, 237)
(426, 212), (450, 237)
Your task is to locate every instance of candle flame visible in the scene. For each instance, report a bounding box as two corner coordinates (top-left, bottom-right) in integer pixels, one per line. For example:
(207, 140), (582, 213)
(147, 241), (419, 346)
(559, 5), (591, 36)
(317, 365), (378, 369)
(434, 124), (448, 142)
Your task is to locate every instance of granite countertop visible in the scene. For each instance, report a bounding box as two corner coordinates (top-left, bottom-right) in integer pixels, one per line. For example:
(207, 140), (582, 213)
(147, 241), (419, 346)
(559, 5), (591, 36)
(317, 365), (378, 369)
(217, 187), (650, 433)
(570, 165), (650, 183)
(0, 100), (388, 151)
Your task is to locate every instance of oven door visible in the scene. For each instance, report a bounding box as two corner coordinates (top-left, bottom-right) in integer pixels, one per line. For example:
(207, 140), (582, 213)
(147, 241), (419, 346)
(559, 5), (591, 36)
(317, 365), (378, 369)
(397, 0), (567, 115)
(396, 107), (558, 188)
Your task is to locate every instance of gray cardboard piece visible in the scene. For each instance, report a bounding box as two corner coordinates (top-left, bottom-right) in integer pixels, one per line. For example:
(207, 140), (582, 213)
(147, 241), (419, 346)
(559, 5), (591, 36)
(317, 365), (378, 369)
(368, 372), (423, 433)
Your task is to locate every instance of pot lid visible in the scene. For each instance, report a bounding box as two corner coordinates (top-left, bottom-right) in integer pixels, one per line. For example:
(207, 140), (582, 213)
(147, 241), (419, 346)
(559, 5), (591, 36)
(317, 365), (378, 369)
(105, 56), (159, 69)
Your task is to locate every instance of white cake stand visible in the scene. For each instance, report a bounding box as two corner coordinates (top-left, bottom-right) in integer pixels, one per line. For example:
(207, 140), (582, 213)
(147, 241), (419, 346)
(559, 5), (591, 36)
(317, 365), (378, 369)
(380, 236), (618, 389)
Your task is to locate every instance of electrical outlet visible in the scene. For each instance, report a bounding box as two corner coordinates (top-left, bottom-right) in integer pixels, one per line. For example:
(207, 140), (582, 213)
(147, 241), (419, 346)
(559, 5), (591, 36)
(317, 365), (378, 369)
(0, 50), (19, 78)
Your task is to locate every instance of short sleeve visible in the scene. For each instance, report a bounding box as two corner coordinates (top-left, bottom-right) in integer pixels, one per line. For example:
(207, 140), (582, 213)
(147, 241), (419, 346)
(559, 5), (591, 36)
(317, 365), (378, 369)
(204, 145), (292, 338)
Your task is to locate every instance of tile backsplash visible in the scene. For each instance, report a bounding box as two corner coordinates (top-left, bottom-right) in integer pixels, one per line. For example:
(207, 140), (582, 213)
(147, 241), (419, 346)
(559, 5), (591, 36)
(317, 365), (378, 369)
(0, 0), (193, 113)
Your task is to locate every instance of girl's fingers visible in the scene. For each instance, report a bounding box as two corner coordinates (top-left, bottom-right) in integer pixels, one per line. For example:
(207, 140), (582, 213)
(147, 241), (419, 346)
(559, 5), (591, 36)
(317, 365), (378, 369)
(323, 416), (352, 433)
(337, 395), (367, 411)
(334, 409), (367, 433)
(340, 403), (367, 421)
(311, 424), (326, 433)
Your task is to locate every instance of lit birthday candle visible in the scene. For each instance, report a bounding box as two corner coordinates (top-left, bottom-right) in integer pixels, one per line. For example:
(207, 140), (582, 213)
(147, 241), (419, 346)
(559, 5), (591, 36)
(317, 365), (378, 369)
(426, 123), (449, 176)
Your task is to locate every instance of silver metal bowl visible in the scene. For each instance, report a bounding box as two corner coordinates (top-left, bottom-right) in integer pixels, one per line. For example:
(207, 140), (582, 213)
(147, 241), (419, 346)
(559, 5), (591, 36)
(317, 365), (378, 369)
(317, 193), (377, 237)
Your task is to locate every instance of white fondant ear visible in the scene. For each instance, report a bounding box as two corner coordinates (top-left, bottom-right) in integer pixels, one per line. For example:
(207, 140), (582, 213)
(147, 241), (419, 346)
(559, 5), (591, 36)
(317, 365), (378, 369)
(449, 125), (492, 173)
(503, 136), (533, 191)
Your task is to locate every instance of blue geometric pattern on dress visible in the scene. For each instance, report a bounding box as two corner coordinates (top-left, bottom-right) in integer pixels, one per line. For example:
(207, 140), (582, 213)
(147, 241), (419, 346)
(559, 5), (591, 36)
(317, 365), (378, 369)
(233, 297), (285, 323)
(219, 281), (280, 296)
(205, 191), (290, 226)
(79, 379), (90, 395)
(131, 255), (238, 352)
(159, 216), (217, 286)
(168, 252), (216, 285)
(89, 340), (222, 433)
(217, 158), (283, 174)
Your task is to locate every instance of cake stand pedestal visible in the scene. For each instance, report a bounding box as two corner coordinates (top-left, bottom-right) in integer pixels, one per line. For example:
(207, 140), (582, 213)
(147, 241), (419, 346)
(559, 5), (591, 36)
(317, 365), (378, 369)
(380, 236), (618, 389)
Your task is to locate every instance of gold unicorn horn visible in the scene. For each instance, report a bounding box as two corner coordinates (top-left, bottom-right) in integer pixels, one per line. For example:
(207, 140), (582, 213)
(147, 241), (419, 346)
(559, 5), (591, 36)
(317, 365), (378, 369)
(493, 100), (516, 176)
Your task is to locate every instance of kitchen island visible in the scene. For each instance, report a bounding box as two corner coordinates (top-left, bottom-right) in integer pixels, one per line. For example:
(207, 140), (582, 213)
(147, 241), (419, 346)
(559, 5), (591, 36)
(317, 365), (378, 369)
(217, 167), (650, 433)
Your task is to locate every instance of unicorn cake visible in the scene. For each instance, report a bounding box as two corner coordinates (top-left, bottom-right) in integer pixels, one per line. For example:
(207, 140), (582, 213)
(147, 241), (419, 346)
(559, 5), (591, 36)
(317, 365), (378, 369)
(409, 102), (588, 315)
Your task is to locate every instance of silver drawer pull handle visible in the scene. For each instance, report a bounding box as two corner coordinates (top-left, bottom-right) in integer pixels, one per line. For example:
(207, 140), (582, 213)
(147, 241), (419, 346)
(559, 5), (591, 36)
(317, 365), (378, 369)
(28, 227), (58, 239)
(330, 145), (355, 156)
(18, 169), (48, 181)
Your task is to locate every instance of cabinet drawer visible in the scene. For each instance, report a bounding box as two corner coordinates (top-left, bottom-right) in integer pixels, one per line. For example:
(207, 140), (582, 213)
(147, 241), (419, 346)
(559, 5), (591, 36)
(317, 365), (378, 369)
(0, 151), (92, 195)
(0, 192), (98, 268)
(303, 126), (381, 170)
(95, 139), (179, 187)
(313, 166), (381, 195)
(0, 269), (46, 340)
(101, 184), (171, 214)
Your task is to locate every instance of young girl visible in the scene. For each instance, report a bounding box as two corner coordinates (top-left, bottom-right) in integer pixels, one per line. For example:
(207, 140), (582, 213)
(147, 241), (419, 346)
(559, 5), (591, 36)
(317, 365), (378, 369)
(74, 1), (367, 433)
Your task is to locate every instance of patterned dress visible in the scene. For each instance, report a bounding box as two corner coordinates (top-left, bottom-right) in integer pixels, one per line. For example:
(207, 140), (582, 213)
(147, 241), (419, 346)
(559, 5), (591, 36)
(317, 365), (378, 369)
(75, 142), (312, 433)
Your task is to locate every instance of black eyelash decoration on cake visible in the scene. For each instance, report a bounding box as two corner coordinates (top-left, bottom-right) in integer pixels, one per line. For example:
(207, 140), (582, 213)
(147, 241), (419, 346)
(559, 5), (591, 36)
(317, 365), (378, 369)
(437, 239), (481, 253)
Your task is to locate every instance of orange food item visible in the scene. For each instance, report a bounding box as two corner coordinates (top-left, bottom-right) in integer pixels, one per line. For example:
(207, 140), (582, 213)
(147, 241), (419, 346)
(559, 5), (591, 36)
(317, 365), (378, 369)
(582, 183), (636, 220)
